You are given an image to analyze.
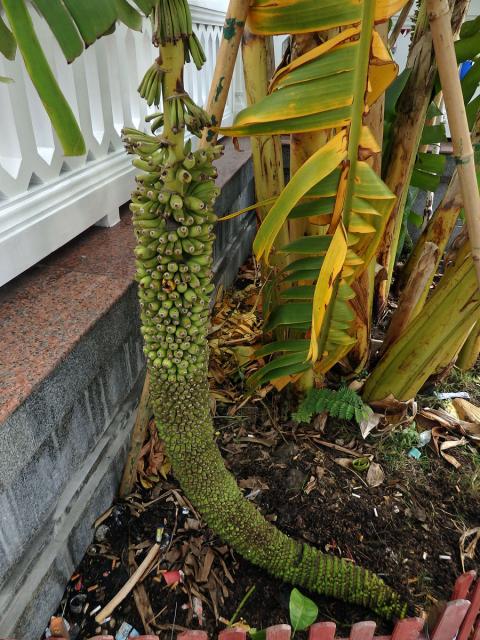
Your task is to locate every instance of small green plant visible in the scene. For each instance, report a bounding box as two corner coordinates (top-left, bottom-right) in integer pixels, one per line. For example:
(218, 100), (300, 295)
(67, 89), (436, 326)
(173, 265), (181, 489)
(250, 588), (318, 640)
(293, 386), (373, 425)
(391, 424), (420, 451)
(377, 424), (421, 472)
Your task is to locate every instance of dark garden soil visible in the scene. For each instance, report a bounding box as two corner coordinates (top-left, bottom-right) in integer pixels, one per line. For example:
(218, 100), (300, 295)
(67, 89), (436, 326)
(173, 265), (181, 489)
(45, 263), (480, 640)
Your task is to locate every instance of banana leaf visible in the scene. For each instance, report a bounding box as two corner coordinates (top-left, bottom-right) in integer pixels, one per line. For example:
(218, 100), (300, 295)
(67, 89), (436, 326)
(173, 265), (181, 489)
(0, 13), (16, 60)
(221, 0), (406, 385)
(363, 250), (480, 401)
(1, 0), (149, 155)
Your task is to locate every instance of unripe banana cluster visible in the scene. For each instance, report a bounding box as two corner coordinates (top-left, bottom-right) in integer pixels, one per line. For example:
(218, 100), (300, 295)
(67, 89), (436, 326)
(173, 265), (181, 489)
(137, 0), (207, 109)
(166, 93), (211, 136)
(138, 61), (164, 107)
(137, 82), (210, 136)
(122, 126), (223, 384)
(152, 0), (206, 67)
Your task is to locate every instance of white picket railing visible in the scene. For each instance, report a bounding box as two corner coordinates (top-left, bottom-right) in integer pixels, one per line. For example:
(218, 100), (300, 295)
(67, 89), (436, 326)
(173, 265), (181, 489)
(0, 1), (246, 287)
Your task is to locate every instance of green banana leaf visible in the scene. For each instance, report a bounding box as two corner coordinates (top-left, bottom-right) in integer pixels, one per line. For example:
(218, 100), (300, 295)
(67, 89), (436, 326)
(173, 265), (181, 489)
(0, 0), (153, 155)
(0, 13), (16, 59)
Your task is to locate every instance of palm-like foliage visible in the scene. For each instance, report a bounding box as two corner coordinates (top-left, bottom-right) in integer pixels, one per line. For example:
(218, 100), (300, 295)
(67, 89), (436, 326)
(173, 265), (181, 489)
(221, 0), (407, 387)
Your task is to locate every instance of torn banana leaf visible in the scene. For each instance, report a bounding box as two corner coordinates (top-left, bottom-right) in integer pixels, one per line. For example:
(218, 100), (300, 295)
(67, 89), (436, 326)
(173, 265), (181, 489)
(221, 0), (404, 386)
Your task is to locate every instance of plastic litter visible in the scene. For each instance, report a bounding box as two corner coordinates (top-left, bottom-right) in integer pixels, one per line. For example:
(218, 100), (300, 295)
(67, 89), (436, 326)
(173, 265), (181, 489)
(159, 531), (171, 550)
(95, 524), (110, 543)
(69, 594), (87, 615)
(434, 391), (470, 400)
(417, 430), (432, 447)
(111, 504), (129, 528)
(45, 617), (70, 638)
(192, 595), (204, 626)
(408, 447), (422, 459)
(162, 569), (183, 585)
(115, 622), (140, 640)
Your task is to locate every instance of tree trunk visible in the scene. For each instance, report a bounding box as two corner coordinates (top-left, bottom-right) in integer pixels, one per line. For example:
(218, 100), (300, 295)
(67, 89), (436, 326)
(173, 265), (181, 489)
(201, 0), (250, 147)
(241, 27), (286, 239)
(457, 321), (480, 371)
(364, 243), (480, 401)
(379, 241), (438, 355)
(427, 0), (480, 289)
(376, 2), (434, 314)
(375, 0), (469, 314)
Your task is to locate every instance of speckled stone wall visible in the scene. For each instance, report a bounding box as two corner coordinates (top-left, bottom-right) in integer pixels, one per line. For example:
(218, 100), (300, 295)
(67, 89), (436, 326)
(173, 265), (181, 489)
(0, 139), (254, 639)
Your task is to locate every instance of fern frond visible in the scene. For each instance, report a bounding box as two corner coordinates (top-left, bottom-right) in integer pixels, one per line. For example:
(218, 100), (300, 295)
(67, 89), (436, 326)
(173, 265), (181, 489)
(293, 386), (372, 425)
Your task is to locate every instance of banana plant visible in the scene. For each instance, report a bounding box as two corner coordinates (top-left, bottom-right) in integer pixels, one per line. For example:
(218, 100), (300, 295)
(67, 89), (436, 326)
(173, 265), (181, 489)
(221, 0), (406, 388)
(400, 110), (479, 312)
(383, 11), (480, 266)
(0, 0), (157, 154)
(122, 0), (406, 619)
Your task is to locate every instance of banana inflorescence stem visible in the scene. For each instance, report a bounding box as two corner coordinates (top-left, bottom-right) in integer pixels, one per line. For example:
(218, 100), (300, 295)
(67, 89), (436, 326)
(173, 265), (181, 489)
(124, 0), (406, 620)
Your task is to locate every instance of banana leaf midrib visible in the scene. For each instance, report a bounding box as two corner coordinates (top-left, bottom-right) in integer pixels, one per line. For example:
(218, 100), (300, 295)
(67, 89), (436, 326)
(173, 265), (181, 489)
(312, 0), (377, 363)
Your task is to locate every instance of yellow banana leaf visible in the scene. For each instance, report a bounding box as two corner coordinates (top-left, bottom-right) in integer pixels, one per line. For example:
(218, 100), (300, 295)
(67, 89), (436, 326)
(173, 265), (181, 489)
(248, 0), (408, 35)
(254, 131), (347, 262)
(220, 0), (407, 387)
(308, 224), (348, 361)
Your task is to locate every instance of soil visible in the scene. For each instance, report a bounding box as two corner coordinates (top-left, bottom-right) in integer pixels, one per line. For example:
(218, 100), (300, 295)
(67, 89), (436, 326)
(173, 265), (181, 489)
(46, 395), (480, 640)
(44, 263), (480, 640)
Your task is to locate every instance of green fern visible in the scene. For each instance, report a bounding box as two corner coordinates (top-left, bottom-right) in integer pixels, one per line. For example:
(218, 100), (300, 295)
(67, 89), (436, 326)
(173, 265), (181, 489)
(293, 386), (372, 425)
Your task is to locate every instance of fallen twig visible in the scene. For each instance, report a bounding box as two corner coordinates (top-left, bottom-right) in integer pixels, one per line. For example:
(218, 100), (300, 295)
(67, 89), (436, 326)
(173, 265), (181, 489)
(307, 435), (365, 458)
(95, 543), (160, 624)
(129, 549), (156, 635)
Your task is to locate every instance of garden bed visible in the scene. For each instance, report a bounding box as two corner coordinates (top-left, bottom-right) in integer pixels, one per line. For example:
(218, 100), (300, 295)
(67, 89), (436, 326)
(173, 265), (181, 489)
(44, 262), (480, 640)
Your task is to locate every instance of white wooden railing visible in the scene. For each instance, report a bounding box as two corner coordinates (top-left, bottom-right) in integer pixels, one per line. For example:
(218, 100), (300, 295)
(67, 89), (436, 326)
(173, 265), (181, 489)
(0, 0), (246, 287)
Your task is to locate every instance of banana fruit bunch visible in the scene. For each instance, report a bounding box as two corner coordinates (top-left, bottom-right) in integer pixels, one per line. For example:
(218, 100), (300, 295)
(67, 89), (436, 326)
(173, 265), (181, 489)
(137, 60), (165, 107)
(125, 131), (224, 384)
(152, 0), (206, 70)
(122, 126), (167, 165)
(166, 92), (211, 135)
(122, 124), (218, 176)
(183, 27), (206, 70)
(146, 111), (165, 135)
